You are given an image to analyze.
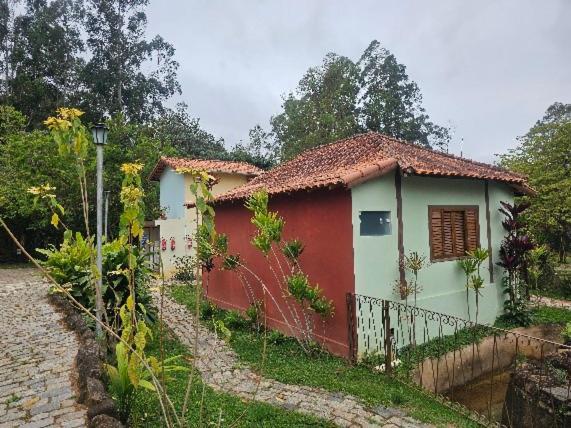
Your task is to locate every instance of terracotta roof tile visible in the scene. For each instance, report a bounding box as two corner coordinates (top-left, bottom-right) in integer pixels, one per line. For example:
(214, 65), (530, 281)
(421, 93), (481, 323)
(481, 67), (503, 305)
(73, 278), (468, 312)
(216, 132), (532, 202)
(149, 157), (263, 181)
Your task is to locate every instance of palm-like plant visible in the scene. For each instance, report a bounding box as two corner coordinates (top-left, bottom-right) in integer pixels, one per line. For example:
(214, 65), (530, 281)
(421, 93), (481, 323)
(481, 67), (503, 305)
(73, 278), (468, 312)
(458, 257), (477, 321)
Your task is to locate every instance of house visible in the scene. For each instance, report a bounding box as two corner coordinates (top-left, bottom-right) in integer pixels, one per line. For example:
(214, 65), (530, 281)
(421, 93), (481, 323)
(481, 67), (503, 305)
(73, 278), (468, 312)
(206, 133), (532, 358)
(149, 157), (263, 277)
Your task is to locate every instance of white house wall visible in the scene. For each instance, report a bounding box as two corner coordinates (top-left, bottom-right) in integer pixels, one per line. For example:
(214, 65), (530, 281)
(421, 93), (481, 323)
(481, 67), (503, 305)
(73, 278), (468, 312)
(157, 168), (250, 278)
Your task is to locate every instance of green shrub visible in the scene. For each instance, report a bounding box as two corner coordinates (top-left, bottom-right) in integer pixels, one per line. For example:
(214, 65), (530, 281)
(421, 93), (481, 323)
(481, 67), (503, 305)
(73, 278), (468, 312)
(199, 299), (217, 320)
(245, 301), (263, 330)
(224, 309), (248, 329)
(562, 322), (571, 343)
(172, 255), (195, 282)
(267, 330), (287, 345)
(38, 231), (155, 331)
(360, 351), (386, 368)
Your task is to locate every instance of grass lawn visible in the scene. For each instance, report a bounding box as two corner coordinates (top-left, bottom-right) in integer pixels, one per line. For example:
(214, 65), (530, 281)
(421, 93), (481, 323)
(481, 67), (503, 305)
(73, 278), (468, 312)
(169, 285), (480, 428)
(495, 304), (571, 329)
(530, 305), (571, 325)
(129, 324), (334, 427)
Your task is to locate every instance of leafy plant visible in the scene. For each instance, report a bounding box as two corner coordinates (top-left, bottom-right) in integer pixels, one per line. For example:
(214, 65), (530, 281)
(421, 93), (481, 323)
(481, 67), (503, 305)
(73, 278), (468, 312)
(224, 310), (248, 329)
(282, 239), (304, 261)
(172, 255), (195, 282)
(526, 245), (549, 295)
(105, 297), (186, 422)
(497, 201), (535, 324)
(402, 251), (427, 305)
(38, 232), (154, 331)
(562, 322), (571, 344)
(457, 247), (489, 323)
(199, 299), (218, 321)
(267, 330), (287, 345)
(223, 190), (334, 352)
(245, 301), (263, 331)
(458, 257), (477, 321)
(213, 319), (232, 341)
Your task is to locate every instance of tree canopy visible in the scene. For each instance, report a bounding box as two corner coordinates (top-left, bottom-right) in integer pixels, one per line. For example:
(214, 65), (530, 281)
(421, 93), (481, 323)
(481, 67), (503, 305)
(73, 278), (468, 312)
(499, 102), (571, 261)
(263, 40), (450, 161)
(0, 0), (180, 125)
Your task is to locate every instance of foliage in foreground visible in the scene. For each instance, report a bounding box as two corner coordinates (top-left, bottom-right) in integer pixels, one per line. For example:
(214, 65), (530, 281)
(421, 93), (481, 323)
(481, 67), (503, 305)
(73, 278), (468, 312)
(38, 231), (154, 329)
(170, 284), (478, 428)
(130, 324), (333, 427)
(220, 190), (334, 352)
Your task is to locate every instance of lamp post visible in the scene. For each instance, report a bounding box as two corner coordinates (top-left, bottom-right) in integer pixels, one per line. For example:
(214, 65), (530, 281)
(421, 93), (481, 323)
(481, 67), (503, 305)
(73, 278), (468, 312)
(104, 190), (110, 239)
(91, 123), (108, 337)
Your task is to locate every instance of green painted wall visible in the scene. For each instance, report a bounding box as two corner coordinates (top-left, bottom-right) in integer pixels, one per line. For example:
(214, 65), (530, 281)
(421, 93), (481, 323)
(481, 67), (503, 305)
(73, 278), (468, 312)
(351, 172), (514, 355)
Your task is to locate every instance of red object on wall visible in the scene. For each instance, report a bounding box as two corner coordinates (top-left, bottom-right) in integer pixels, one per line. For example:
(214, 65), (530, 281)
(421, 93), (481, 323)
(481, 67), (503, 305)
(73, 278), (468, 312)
(161, 238), (167, 251)
(170, 237), (176, 251)
(207, 188), (355, 358)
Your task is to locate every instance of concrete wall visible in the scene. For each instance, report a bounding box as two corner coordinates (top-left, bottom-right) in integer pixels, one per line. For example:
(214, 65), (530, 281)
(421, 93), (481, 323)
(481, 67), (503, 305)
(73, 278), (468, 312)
(159, 167), (186, 219)
(351, 172), (514, 355)
(156, 168), (251, 277)
(208, 189), (355, 357)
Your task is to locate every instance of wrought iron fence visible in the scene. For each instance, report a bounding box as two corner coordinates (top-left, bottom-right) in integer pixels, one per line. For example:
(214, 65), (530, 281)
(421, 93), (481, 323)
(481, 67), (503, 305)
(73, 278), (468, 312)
(346, 293), (571, 427)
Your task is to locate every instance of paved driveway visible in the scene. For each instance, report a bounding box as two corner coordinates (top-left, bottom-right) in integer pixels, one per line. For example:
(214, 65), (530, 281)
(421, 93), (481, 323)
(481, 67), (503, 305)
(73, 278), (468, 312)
(0, 267), (87, 427)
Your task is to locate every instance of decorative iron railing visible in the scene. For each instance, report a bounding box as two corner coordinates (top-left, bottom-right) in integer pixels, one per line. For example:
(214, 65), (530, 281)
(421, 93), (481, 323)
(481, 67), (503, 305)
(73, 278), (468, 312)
(346, 293), (571, 427)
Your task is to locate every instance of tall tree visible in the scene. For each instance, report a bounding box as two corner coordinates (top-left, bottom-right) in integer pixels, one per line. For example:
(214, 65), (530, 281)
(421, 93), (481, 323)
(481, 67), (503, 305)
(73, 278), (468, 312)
(149, 103), (227, 159)
(358, 40), (449, 148)
(0, 0), (18, 99)
(499, 102), (571, 262)
(229, 124), (278, 170)
(82, 0), (180, 123)
(1, 0), (84, 127)
(271, 53), (361, 160)
(268, 40), (449, 161)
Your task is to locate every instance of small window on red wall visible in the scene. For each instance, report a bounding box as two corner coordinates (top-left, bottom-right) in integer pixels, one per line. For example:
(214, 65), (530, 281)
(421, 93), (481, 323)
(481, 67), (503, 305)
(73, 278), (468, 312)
(428, 206), (479, 261)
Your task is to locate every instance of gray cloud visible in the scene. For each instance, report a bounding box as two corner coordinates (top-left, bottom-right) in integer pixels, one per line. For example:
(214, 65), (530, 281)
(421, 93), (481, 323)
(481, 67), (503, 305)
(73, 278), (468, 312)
(147, 0), (571, 162)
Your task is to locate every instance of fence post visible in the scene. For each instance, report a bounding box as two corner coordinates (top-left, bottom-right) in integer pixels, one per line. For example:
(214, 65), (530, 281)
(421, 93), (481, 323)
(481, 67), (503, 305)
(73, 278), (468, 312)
(346, 293), (356, 364)
(383, 300), (392, 375)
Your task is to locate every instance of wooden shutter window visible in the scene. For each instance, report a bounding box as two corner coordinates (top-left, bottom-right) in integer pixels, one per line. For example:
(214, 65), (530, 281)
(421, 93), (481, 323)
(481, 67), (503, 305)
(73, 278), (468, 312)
(465, 208), (479, 252)
(429, 206), (479, 261)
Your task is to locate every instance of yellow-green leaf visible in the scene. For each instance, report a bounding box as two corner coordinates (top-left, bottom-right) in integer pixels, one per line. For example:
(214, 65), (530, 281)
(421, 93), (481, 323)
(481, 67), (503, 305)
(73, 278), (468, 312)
(126, 295), (135, 312)
(138, 379), (156, 391)
(50, 212), (59, 228)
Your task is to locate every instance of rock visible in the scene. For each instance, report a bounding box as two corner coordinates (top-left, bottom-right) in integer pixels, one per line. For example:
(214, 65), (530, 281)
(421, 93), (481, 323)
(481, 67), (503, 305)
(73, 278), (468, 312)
(85, 377), (107, 406)
(86, 398), (117, 419)
(76, 347), (103, 401)
(89, 414), (124, 428)
(502, 355), (571, 427)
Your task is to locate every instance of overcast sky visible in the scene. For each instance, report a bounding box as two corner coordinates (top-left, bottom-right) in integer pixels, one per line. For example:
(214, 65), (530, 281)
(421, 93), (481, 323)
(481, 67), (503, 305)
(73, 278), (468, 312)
(146, 0), (570, 162)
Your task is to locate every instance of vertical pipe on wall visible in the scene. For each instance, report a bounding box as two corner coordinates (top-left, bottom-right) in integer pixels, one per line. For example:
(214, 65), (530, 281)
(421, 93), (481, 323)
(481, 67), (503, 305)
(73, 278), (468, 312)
(484, 181), (494, 283)
(395, 169), (405, 287)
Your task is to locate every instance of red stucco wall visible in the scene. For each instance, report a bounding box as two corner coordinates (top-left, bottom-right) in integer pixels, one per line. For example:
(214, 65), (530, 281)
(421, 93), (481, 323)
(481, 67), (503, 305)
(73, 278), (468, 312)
(206, 188), (355, 357)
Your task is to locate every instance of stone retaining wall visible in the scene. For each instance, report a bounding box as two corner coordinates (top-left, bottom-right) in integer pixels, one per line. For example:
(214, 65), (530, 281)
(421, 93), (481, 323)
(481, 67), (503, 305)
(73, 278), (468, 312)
(48, 294), (124, 428)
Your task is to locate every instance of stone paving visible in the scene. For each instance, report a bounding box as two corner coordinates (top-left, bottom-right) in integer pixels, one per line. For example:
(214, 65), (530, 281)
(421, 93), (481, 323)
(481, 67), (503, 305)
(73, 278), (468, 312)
(0, 268), (87, 428)
(153, 289), (429, 428)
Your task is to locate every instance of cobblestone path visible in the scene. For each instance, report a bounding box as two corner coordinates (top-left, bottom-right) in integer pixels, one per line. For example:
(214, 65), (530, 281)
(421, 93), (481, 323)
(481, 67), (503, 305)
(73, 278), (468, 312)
(531, 295), (571, 310)
(0, 268), (87, 428)
(154, 290), (428, 428)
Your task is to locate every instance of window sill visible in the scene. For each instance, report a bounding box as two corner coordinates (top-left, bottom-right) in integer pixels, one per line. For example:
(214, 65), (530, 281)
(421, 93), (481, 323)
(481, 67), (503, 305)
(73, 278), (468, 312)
(430, 255), (470, 263)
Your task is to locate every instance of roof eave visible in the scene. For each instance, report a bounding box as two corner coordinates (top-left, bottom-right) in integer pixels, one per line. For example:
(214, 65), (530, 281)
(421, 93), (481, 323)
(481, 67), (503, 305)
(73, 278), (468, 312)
(344, 158), (399, 188)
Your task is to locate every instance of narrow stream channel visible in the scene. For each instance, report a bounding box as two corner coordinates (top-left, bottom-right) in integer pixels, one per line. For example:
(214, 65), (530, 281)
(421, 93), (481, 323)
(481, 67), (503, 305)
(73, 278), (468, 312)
(446, 370), (512, 422)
